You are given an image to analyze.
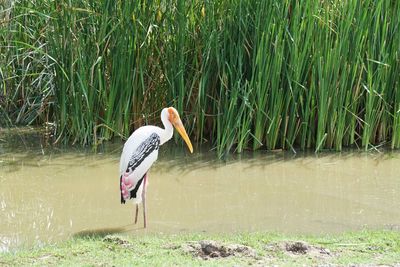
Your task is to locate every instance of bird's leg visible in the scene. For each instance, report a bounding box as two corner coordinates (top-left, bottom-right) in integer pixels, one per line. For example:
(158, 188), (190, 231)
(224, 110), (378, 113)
(134, 204), (139, 224)
(142, 173), (148, 228)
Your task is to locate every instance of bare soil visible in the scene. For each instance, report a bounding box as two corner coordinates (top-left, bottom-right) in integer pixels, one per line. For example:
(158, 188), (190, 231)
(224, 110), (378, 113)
(181, 240), (257, 259)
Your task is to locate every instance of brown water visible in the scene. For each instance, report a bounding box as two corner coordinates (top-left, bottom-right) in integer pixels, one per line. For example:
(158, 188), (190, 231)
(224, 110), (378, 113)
(1, 132), (400, 252)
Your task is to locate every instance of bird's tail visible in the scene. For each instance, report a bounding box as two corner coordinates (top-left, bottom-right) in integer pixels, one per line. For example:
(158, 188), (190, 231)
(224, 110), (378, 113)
(120, 175), (126, 204)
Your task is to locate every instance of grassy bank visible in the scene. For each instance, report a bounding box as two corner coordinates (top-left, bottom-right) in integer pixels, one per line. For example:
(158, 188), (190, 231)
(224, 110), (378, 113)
(1, 0), (400, 156)
(1, 230), (400, 266)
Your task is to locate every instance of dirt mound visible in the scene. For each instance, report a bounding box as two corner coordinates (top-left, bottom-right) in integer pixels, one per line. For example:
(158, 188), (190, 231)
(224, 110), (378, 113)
(102, 235), (132, 248)
(285, 241), (311, 254)
(266, 241), (331, 258)
(182, 240), (257, 259)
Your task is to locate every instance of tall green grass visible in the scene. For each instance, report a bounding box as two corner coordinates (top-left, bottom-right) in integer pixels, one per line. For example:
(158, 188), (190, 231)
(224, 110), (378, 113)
(1, 0), (399, 156)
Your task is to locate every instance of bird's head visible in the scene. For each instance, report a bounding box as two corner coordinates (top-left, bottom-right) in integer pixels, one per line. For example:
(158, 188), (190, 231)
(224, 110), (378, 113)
(167, 107), (193, 153)
(167, 107), (181, 125)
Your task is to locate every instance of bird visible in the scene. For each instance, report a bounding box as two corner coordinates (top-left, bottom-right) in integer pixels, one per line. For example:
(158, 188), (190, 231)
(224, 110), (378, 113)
(119, 107), (193, 228)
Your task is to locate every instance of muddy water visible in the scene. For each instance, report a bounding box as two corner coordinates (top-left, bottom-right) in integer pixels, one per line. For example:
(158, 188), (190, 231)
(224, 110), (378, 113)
(1, 136), (400, 251)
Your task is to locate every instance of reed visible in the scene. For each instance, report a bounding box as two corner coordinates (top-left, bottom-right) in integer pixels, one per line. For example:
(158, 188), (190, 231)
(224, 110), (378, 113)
(1, 0), (399, 156)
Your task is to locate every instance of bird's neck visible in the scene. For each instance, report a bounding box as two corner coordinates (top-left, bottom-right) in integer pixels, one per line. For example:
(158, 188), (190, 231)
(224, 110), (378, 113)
(159, 114), (174, 145)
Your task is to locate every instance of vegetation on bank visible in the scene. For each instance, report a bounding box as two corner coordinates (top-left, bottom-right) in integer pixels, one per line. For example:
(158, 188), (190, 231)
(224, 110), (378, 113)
(1, 231), (400, 266)
(1, 0), (399, 156)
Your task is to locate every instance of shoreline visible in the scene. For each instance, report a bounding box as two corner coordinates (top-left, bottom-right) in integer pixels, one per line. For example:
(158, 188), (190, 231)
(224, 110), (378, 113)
(1, 230), (399, 266)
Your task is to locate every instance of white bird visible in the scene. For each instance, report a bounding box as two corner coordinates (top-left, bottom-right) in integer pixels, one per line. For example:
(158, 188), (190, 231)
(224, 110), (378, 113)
(119, 107), (193, 228)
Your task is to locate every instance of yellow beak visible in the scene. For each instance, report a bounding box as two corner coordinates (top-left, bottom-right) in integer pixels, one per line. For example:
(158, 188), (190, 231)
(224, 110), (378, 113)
(173, 120), (193, 153)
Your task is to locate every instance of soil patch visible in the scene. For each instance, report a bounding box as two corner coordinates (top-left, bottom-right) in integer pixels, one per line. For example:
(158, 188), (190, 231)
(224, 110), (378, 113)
(266, 240), (332, 259)
(181, 240), (257, 259)
(286, 241), (312, 254)
(102, 235), (132, 248)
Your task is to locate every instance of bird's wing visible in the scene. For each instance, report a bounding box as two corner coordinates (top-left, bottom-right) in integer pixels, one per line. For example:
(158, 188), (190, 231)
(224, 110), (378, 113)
(119, 126), (160, 174)
(124, 132), (160, 175)
(120, 132), (160, 203)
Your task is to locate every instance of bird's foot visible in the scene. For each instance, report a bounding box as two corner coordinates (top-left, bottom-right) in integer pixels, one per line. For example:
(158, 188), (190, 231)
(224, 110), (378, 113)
(121, 173), (133, 200)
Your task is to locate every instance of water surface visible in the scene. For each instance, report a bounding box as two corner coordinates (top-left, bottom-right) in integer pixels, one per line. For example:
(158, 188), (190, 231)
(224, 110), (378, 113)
(1, 130), (400, 252)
